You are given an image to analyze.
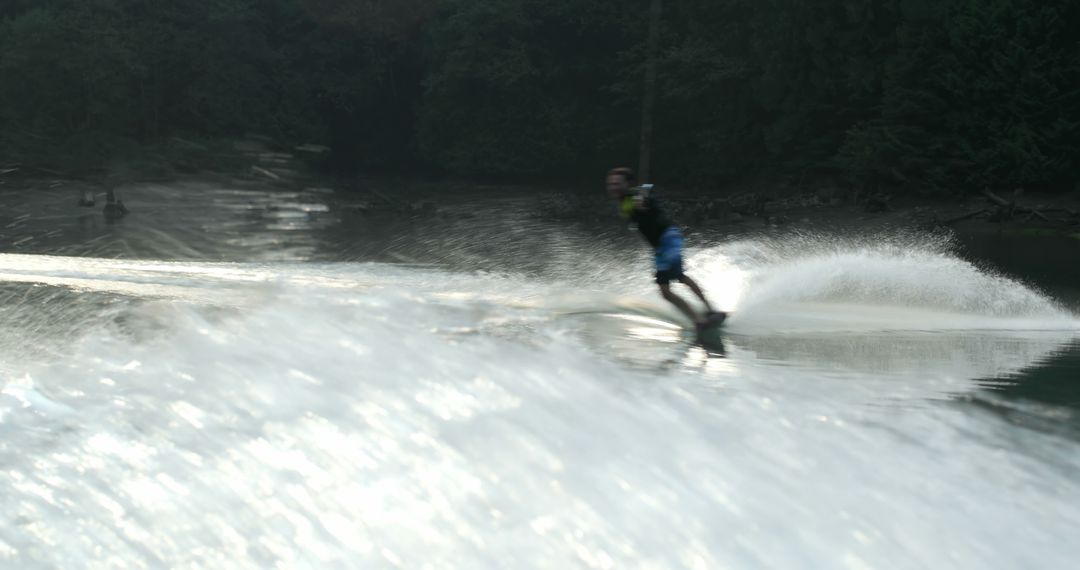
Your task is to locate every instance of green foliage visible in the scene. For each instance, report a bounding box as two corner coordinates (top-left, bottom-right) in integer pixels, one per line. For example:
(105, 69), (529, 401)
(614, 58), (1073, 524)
(0, 0), (389, 173)
(838, 0), (1080, 191)
(416, 0), (635, 177)
(655, 0), (905, 186)
(0, 0), (1077, 192)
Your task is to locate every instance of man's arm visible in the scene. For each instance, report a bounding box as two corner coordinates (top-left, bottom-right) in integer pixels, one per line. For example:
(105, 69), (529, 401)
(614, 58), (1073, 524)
(634, 185), (654, 210)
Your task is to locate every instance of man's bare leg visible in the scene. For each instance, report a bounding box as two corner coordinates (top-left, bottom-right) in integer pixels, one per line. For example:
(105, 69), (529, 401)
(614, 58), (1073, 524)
(660, 283), (705, 327)
(679, 274), (718, 314)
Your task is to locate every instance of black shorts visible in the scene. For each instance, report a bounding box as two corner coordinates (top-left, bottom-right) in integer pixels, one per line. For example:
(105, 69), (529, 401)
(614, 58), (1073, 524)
(656, 263), (685, 285)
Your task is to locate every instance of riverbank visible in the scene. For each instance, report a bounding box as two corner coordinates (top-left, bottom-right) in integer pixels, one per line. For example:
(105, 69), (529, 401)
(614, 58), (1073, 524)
(4, 158), (1079, 242)
(0, 134), (331, 189)
(538, 177), (1080, 240)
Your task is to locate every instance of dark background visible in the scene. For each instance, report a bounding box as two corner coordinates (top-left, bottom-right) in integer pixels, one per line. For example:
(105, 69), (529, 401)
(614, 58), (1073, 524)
(1, 0), (1077, 193)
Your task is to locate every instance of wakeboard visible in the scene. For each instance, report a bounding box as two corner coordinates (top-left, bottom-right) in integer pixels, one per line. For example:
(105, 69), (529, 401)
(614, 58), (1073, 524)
(695, 311), (728, 349)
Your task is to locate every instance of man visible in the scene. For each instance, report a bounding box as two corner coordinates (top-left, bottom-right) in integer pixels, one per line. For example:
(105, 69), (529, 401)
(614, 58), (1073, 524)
(606, 167), (724, 332)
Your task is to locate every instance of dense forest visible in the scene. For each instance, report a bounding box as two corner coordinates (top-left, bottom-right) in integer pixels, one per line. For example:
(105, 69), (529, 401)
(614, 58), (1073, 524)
(0, 0), (1077, 193)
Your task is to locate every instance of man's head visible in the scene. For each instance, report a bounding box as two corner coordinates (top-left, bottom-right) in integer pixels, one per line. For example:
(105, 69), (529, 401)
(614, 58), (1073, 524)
(606, 167), (636, 199)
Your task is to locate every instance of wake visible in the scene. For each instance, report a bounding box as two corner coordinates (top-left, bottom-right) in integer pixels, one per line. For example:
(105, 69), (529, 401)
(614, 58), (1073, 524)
(2, 231), (1078, 339)
(684, 234), (1078, 334)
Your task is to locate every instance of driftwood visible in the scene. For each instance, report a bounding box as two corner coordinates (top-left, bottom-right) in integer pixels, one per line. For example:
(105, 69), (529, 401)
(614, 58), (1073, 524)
(250, 165), (281, 180)
(171, 137), (208, 150)
(78, 189), (97, 207)
(981, 188), (1059, 224)
(370, 188), (397, 205)
(30, 165), (63, 175)
(103, 189), (129, 219)
(1024, 209), (1051, 223)
(939, 209), (989, 226)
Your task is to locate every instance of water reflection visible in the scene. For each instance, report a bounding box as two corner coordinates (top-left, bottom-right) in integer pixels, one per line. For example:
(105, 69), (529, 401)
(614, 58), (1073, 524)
(561, 308), (1078, 408)
(0, 181), (341, 261)
(2, 179), (1079, 413)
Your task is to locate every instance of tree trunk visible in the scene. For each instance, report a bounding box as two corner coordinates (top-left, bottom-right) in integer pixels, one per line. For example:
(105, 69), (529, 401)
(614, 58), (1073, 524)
(638, 0), (663, 184)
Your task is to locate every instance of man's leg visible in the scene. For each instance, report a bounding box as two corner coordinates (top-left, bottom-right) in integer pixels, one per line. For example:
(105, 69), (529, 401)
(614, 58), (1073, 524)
(660, 283), (704, 326)
(678, 274), (717, 313)
(655, 228), (709, 327)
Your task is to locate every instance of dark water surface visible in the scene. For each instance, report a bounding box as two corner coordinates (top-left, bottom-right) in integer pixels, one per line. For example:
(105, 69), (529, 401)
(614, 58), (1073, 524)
(1, 180), (1078, 568)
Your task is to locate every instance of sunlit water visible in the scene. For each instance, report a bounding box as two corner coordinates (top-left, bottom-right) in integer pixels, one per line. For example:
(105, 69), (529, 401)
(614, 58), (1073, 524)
(1, 181), (1079, 568)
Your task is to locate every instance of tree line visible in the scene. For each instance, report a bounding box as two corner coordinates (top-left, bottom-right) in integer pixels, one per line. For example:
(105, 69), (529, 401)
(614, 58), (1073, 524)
(1, 0), (1077, 193)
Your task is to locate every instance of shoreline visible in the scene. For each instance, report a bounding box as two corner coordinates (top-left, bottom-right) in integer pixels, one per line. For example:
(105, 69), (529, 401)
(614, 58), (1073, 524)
(649, 183), (1080, 239)
(3, 166), (1079, 241)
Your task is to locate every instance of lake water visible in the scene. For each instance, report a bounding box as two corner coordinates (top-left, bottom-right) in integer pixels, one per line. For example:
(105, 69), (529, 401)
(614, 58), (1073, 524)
(1, 180), (1078, 568)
